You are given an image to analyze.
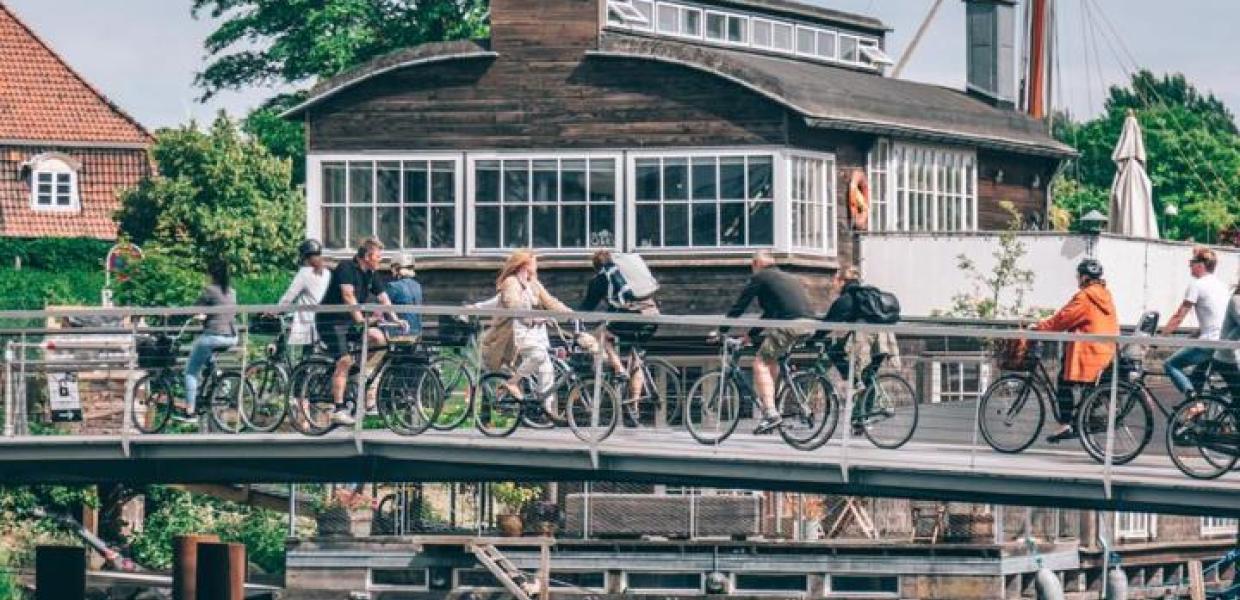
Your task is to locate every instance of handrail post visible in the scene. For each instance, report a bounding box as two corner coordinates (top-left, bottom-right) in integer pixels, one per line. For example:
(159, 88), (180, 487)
(354, 317), (368, 452)
(121, 318), (137, 457)
(968, 333), (984, 470)
(4, 341), (13, 437)
(841, 330), (856, 484)
(590, 319), (603, 469)
(17, 332), (27, 436)
(235, 312), (249, 436)
(1102, 345), (1120, 500)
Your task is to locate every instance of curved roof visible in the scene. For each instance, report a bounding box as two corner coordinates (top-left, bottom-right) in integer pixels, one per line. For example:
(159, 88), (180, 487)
(592, 33), (1075, 158)
(282, 40), (497, 118)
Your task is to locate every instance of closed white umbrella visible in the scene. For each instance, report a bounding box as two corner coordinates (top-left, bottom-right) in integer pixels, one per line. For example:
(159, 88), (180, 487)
(1108, 109), (1159, 238)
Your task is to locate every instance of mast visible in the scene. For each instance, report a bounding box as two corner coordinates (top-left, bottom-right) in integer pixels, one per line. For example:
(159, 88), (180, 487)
(1025, 0), (1050, 117)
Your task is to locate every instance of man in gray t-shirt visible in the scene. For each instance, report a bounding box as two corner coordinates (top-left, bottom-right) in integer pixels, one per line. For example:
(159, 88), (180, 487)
(1162, 247), (1231, 396)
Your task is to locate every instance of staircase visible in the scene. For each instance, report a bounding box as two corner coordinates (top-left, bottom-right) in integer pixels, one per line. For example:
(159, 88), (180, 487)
(469, 542), (541, 600)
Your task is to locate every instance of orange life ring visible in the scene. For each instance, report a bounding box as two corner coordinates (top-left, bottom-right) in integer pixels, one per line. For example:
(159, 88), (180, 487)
(848, 169), (870, 231)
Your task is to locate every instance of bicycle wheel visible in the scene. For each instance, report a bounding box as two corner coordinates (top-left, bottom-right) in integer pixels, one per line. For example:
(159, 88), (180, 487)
(1076, 382), (1152, 465)
(567, 377), (621, 443)
(378, 362), (441, 436)
(778, 372), (839, 450)
(860, 373), (919, 449)
(130, 373), (173, 434)
(475, 372), (522, 437)
(684, 371), (742, 445)
(287, 359), (338, 436)
(978, 374), (1046, 453)
(1166, 395), (1239, 480)
(207, 372), (252, 434)
(242, 361), (288, 432)
(429, 355), (475, 431)
(630, 357), (683, 429)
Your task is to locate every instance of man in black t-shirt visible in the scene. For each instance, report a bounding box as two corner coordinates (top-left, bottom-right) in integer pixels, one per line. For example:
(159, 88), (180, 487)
(317, 238), (407, 426)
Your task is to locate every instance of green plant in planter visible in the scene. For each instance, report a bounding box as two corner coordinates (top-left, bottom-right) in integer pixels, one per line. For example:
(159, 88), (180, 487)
(491, 483), (541, 514)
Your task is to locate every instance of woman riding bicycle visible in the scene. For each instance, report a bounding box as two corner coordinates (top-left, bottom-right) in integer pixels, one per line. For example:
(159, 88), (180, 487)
(1030, 258), (1118, 443)
(183, 259), (238, 416)
(480, 250), (575, 417)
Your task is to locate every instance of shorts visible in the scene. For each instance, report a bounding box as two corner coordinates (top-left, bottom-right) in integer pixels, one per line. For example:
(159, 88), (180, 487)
(316, 321), (358, 359)
(758, 327), (806, 361)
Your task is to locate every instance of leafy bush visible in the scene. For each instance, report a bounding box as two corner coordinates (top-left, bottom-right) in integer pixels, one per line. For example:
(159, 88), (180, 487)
(113, 251), (203, 308)
(0, 264), (291, 311)
(237, 271), (293, 306)
(0, 269), (104, 310)
(127, 487), (287, 574)
(0, 238), (112, 272)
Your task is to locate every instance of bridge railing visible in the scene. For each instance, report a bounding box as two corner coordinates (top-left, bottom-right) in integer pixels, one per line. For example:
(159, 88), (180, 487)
(1, 302), (1239, 497)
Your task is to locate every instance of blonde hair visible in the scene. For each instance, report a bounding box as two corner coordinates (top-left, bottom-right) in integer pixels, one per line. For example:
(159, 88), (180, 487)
(1192, 246), (1218, 273)
(497, 249), (536, 289)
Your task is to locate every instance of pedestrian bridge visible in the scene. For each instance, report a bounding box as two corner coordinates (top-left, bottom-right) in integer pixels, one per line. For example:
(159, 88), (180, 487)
(2, 304), (1239, 518)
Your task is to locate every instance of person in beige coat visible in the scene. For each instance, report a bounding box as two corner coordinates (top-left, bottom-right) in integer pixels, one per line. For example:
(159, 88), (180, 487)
(480, 250), (574, 415)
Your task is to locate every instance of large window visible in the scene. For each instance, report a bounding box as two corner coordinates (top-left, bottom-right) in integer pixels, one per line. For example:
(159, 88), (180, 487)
(869, 142), (977, 232)
(27, 154), (79, 211)
(931, 360), (990, 403)
(1202, 516), (1237, 537)
(789, 154), (836, 254)
(320, 159), (458, 251)
(632, 154), (774, 250)
(1115, 512), (1157, 541)
(472, 156), (618, 251)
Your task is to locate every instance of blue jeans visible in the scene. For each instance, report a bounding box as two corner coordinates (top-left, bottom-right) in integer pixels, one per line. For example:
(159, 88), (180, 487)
(185, 334), (238, 412)
(1165, 346), (1214, 396)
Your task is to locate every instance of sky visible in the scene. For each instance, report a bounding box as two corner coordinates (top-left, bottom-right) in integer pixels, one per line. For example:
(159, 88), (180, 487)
(5, 0), (1239, 131)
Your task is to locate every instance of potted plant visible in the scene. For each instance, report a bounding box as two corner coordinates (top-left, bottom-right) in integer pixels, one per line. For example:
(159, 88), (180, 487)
(314, 488), (375, 537)
(491, 483), (541, 537)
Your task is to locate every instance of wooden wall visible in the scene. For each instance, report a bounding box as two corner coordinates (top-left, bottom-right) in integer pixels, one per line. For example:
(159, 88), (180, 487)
(976, 149), (1057, 230)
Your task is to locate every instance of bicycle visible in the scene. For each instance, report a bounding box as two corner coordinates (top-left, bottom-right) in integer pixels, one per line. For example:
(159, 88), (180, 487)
(809, 335), (919, 450)
(422, 315), (484, 431)
(1165, 370), (1240, 479)
(239, 314), (296, 432)
(594, 321), (683, 429)
(474, 324), (621, 442)
(130, 318), (255, 434)
(286, 323), (444, 436)
(683, 334), (835, 447)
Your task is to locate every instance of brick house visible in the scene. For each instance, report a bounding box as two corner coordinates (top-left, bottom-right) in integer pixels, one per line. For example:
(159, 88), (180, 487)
(0, 1), (151, 241)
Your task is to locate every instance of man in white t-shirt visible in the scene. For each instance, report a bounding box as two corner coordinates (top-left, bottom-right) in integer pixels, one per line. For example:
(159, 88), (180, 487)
(1161, 247), (1230, 397)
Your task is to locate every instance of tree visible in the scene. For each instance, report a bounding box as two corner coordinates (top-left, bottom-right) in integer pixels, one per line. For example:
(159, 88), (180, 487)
(116, 114), (304, 275)
(942, 203), (1039, 320)
(192, 0), (490, 99)
(1053, 71), (1240, 244)
(243, 92), (308, 186)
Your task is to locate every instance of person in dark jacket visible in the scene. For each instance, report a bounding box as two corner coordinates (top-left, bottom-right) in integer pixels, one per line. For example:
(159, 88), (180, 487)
(579, 250), (658, 406)
(822, 266), (863, 377)
(714, 251), (813, 433)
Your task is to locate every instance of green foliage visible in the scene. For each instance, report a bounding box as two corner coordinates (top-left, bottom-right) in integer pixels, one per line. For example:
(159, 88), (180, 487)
(191, 0), (489, 98)
(1053, 71), (1240, 243)
(243, 93), (308, 186)
(116, 114), (304, 275)
(942, 203), (1039, 320)
(0, 238), (112, 272)
(128, 486), (288, 575)
(0, 269), (104, 310)
(490, 482), (542, 511)
(113, 250), (204, 308)
(0, 265), (287, 311)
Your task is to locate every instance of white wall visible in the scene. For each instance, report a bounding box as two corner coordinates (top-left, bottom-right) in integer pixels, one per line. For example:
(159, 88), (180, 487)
(859, 232), (1240, 326)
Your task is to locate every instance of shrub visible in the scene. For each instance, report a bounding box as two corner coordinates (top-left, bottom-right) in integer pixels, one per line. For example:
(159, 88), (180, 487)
(127, 486), (287, 574)
(113, 251), (203, 308)
(0, 269), (104, 310)
(0, 237), (112, 272)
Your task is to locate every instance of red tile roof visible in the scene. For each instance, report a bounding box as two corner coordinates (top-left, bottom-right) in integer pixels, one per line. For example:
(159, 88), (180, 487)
(0, 146), (149, 239)
(0, 2), (152, 145)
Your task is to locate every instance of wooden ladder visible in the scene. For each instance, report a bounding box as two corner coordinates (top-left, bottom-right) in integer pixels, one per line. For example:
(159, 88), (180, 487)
(469, 543), (539, 600)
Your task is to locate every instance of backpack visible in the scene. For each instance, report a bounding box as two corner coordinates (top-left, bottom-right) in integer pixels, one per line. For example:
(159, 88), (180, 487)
(852, 285), (901, 324)
(610, 253), (659, 302)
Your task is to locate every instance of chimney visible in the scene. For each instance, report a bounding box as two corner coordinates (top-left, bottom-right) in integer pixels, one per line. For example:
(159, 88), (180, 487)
(963, 0), (1017, 108)
(489, 0), (602, 54)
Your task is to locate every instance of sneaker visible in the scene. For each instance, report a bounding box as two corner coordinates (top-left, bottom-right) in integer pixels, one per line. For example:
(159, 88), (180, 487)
(331, 409), (356, 426)
(753, 414), (783, 435)
(1045, 427), (1078, 443)
(1171, 424), (1198, 446)
(851, 422), (865, 437)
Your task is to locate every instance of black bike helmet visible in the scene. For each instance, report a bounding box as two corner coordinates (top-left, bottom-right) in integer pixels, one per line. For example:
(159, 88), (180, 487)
(298, 239), (323, 258)
(1077, 258), (1104, 280)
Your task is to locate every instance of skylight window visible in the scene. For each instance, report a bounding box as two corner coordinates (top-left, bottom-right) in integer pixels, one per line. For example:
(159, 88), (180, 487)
(860, 43), (894, 66)
(609, 0), (651, 27)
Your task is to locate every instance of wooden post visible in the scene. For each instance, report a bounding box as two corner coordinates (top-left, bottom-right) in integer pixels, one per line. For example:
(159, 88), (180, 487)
(539, 539), (552, 600)
(196, 542), (246, 600)
(35, 545), (85, 600)
(1187, 560), (1205, 600)
(172, 534), (220, 600)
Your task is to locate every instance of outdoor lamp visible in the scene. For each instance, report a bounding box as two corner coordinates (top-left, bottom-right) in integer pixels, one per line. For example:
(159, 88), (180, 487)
(1164, 203), (1179, 217)
(1079, 210), (1108, 234)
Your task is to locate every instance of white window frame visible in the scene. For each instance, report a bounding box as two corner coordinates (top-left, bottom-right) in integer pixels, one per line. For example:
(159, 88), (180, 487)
(466, 151), (623, 256)
(787, 151), (837, 255)
(1201, 516), (1238, 537)
(732, 572), (812, 596)
(368, 568), (430, 593)
(1115, 512), (1157, 541)
(930, 360), (991, 403)
(307, 153), (464, 256)
(28, 157), (80, 212)
(627, 148), (783, 254)
(875, 142), (978, 233)
(623, 571), (705, 594)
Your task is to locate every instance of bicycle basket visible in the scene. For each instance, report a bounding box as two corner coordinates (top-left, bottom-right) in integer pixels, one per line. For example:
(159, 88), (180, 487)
(994, 338), (1036, 371)
(136, 334), (176, 368)
(436, 315), (479, 347)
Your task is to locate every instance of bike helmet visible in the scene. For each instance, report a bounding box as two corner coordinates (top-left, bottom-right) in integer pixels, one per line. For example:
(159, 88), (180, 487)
(1077, 258), (1104, 280)
(298, 239), (323, 258)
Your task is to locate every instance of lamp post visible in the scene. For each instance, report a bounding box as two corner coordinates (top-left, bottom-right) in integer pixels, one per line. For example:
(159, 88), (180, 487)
(1080, 210), (1108, 258)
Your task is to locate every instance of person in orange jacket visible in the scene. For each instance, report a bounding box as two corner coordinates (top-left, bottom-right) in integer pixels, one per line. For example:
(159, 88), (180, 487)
(1030, 258), (1120, 442)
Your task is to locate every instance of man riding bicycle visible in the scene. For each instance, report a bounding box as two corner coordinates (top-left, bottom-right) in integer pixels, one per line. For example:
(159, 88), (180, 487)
(316, 238), (408, 426)
(712, 251), (813, 434)
(1161, 247), (1230, 400)
(1030, 258), (1118, 443)
(578, 249), (659, 409)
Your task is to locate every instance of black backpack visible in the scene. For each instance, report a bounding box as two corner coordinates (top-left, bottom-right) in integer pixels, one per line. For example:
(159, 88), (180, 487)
(852, 285), (901, 324)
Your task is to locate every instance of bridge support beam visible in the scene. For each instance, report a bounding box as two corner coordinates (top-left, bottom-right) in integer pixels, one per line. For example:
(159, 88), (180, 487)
(196, 542), (246, 600)
(36, 545), (85, 600)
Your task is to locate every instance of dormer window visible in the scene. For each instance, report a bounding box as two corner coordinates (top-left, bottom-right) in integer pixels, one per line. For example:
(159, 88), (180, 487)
(25, 153), (81, 212)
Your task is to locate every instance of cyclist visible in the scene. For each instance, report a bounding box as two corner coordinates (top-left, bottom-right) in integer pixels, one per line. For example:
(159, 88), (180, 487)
(183, 259), (238, 417)
(578, 249), (658, 410)
(277, 239), (331, 358)
(1214, 283), (1240, 400)
(316, 238), (408, 426)
(1161, 247), (1230, 399)
(819, 266), (901, 431)
(385, 253), (424, 339)
(480, 250), (574, 417)
(711, 251), (813, 434)
(1030, 258), (1118, 443)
